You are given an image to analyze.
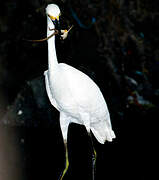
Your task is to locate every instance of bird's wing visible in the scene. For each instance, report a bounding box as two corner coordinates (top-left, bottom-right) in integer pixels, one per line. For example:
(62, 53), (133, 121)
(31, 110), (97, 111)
(59, 64), (116, 143)
(59, 63), (108, 112)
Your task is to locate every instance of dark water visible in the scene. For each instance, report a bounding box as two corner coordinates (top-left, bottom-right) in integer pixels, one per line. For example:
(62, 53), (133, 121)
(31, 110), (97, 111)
(1, 122), (154, 180)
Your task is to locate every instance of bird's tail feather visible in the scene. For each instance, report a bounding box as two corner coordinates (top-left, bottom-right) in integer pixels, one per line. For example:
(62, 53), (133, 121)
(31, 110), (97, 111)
(91, 123), (115, 144)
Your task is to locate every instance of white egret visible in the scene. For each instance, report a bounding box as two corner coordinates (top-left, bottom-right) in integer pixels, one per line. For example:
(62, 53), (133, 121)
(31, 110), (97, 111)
(44, 4), (115, 180)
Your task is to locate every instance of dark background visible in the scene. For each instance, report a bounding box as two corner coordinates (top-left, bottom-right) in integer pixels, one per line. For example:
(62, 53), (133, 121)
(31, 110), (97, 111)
(0, 0), (158, 180)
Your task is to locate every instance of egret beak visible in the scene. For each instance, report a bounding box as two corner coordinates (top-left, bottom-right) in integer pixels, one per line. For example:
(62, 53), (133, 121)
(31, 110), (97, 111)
(48, 15), (61, 32)
(52, 18), (59, 26)
(54, 22), (62, 40)
(24, 14), (73, 42)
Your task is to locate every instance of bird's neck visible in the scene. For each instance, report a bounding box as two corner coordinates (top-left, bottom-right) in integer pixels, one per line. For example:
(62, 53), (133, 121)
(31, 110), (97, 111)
(47, 17), (58, 74)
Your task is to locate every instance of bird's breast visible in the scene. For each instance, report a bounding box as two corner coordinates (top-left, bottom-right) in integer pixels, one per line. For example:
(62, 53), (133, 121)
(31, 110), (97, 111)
(48, 74), (78, 112)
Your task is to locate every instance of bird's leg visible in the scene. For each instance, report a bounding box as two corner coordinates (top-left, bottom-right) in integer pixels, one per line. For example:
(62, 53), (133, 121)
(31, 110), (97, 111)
(88, 132), (97, 180)
(59, 140), (69, 180)
(59, 113), (70, 180)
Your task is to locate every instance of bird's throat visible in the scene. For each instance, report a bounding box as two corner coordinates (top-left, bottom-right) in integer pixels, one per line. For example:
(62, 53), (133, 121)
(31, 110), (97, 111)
(47, 18), (59, 74)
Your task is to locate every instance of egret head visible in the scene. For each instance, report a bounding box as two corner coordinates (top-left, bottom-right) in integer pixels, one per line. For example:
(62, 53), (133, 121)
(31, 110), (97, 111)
(46, 4), (61, 28)
(24, 4), (72, 42)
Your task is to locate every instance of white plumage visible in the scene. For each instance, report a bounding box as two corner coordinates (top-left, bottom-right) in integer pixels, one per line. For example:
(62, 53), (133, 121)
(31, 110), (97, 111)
(44, 4), (115, 143)
(44, 4), (115, 179)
